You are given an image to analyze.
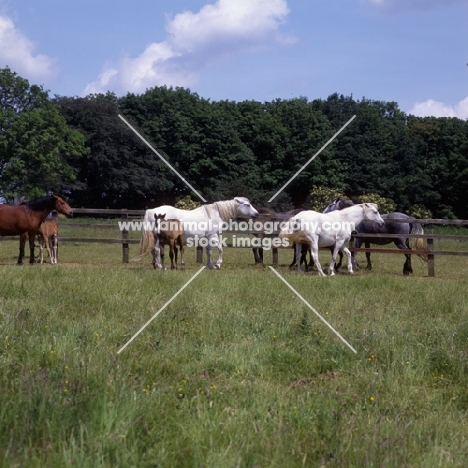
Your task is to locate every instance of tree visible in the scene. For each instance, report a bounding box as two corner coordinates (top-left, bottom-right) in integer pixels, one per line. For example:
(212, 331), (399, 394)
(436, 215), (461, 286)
(56, 93), (175, 208)
(0, 67), (87, 201)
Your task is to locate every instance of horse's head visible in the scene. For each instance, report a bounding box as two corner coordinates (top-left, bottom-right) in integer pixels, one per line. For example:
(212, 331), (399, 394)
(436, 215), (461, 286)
(323, 199), (339, 213)
(323, 198), (354, 213)
(234, 197), (259, 218)
(363, 203), (385, 226)
(53, 195), (73, 217)
(154, 213), (166, 234)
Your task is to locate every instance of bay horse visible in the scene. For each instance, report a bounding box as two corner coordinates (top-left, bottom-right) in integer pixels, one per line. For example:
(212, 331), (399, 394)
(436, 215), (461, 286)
(133, 197), (258, 269)
(36, 219), (59, 264)
(153, 213), (185, 270)
(280, 204), (385, 277)
(324, 198), (426, 275)
(0, 195), (73, 265)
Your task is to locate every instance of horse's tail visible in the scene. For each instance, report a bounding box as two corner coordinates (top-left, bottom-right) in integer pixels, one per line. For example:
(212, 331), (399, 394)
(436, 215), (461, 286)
(410, 221), (428, 262)
(131, 228), (155, 262)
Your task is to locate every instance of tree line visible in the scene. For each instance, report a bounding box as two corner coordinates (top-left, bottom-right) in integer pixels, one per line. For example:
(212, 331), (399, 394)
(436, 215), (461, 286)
(1, 67), (467, 218)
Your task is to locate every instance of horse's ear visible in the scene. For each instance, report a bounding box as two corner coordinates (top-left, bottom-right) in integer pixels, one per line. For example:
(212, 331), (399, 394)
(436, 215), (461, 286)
(234, 197), (247, 204)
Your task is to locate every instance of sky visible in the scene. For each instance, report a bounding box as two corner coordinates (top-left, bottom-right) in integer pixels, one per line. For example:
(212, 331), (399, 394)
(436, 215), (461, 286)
(0, 0), (467, 118)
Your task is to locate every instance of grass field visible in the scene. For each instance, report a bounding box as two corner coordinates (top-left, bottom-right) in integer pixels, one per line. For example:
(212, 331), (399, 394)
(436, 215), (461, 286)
(1, 225), (468, 467)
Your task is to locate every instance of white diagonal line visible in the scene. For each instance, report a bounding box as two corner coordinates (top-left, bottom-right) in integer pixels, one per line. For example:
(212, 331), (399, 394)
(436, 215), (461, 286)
(118, 114), (207, 202)
(268, 266), (357, 353)
(117, 266), (206, 354)
(268, 115), (356, 202)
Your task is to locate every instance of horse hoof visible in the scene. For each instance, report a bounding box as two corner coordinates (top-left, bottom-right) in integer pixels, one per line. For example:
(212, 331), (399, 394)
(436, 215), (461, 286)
(214, 264), (221, 270)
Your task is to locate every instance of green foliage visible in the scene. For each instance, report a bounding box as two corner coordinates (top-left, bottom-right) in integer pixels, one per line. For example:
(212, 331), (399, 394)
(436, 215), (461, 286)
(306, 185), (346, 211)
(357, 193), (396, 214)
(56, 94), (173, 208)
(408, 204), (433, 219)
(0, 67), (87, 201)
(175, 195), (202, 210)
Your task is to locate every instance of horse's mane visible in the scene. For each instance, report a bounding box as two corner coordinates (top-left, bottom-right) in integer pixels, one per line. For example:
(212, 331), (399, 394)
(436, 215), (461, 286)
(202, 200), (239, 221)
(212, 200), (238, 221)
(24, 195), (56, 212)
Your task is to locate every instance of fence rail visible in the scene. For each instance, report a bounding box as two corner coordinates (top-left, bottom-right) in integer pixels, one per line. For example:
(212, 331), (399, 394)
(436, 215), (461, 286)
(0, 208), (467, 276)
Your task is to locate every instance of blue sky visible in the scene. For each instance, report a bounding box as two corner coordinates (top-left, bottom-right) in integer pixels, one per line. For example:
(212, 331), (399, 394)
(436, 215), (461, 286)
(1, 0), (467, 118)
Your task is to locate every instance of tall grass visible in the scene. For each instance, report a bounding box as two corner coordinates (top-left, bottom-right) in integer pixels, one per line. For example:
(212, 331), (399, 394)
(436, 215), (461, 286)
(1, 235), (468, 467)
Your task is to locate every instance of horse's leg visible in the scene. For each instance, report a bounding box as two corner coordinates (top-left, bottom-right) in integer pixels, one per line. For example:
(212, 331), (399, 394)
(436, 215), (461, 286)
(289, 243), (297, 269)
(169, 243), (176, 270)
(310, 242), (326, 277)
(28, 232), (36, 264)
(37, 235), (45, 264)
(328, 246), (342, 272)
(252, 247), (259, 264)
(365, 241), (372, 270)
(307, 248), (314, 271)
(396, 238), (412, 275)
(45, 235), (53, 263)
(206, 237), (215, 270)
(341, 246), (353, 274)
(160, 245), (166, 270)
(328, 240), (353, 276)
(300, 243), (309, 272)
(295, 242), (302, 272)
(335, 250), (343, 271)
(212, 234), (223, 269)
(17, 233), (27, 265)
(353, 237), (362, 270)
(152, 238), (163, 270)
(179, 239), (185, 270)
(51, 234), (58, 264)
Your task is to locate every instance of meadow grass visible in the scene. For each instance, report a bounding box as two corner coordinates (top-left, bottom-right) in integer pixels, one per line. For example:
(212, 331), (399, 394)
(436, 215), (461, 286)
(1, 231), (468, 467)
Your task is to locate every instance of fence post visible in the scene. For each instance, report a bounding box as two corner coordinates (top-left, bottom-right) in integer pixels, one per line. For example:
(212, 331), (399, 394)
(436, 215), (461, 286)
(426, 223), (435, 277)
(121, 210), (129, 263)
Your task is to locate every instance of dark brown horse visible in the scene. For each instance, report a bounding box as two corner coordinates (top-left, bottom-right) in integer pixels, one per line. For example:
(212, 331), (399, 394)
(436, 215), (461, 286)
(0, 195), (73, 264)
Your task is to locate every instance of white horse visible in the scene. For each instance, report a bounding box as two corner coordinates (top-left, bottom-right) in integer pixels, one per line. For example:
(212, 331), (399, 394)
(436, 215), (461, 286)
(279, 203), (385, 277)
(133, 197), (259, 269)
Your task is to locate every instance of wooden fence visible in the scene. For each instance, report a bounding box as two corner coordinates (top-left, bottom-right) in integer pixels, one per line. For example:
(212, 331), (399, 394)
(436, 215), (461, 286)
(1, 208), (467, 277)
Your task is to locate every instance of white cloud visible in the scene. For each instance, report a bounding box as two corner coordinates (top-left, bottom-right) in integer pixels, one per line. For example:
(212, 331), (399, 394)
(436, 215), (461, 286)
(409, 97), (468, 119)
(0, 14), (58, 83)
(83, 0), (294, 96)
